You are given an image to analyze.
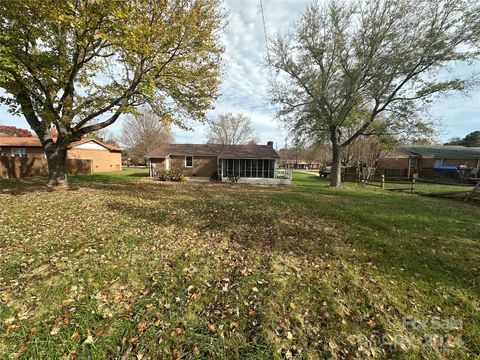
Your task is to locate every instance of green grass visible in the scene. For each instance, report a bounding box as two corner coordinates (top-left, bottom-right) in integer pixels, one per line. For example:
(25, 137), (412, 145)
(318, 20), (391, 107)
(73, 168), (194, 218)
(0, 170), (478, 359)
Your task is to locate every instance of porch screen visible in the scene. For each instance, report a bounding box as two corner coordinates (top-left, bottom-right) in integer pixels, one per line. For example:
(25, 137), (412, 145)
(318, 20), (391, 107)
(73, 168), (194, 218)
(222, 159), (275, 178)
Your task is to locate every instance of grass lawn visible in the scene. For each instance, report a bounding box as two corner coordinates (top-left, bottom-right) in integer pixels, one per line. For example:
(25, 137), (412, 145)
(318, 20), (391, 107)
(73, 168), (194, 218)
(0, 170), (478, 359)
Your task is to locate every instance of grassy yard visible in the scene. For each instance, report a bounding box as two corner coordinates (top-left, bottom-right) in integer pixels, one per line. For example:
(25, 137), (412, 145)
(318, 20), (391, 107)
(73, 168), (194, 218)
(0, 170), (479, 359)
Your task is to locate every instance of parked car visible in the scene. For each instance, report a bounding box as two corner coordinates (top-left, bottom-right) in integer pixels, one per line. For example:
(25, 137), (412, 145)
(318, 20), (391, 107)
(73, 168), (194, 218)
(319, 165), (331, 178)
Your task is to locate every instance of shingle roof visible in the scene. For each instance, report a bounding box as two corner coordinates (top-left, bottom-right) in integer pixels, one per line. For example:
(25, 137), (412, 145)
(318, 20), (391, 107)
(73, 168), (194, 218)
(0, 137), (41, 147)
(147, 143), (280, 159)
(0, 136), (122, 152)
(277, 159), (322, 164)
(398, 145), (480, 158)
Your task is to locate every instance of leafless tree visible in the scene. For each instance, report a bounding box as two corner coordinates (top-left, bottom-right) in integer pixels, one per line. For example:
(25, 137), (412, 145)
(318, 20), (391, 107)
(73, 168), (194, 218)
(89, 129), (119, 147)
(120, 110), (173, 164)
(206, 113), (259, 145)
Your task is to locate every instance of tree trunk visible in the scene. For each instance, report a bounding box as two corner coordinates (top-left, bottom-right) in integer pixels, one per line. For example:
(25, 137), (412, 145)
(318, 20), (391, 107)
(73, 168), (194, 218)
(330, 145), (342, 188)
(45, 143), (68, 187)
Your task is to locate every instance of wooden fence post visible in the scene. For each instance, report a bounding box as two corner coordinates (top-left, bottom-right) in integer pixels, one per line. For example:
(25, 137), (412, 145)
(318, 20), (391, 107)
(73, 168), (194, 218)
(381, 174), (385, 189)
(411, 177), (416, 193)
(465, 181), (480, 202)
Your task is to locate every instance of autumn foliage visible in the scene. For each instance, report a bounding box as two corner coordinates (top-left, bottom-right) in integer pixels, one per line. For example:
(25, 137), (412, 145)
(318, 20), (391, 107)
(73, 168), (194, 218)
(0, 125), (33, 137)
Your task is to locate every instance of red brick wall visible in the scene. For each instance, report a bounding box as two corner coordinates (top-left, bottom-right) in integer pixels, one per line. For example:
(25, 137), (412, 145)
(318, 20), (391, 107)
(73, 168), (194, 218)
(67, 148), (122, 172)
(170, 155), (217, 177)
(0, 156), (92, 178)
(377, 157), (409, 169)
(442, 158), (479, 168)
(0, 146), (45, 158)
(0, 146), (122, 173)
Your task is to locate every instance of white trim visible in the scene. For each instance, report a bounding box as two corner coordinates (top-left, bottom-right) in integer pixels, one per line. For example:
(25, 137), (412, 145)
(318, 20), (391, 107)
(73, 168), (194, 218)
(221, 177), (291, 185)
(72, 140), (109, 151)
(12, 147), (27, 156)
(185, 155), (193, 168)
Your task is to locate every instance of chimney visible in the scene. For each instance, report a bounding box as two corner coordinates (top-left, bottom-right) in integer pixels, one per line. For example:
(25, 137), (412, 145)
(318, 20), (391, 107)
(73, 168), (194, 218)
(267, 141), (273, 147)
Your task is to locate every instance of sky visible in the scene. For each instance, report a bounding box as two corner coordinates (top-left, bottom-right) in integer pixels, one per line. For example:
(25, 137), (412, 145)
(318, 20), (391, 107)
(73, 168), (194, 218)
(0, 0), (479, 147)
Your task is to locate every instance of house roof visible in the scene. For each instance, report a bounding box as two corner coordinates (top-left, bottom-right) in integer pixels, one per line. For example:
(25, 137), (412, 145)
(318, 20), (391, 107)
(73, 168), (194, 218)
(398, 145), (480, 158)
(277, 159), (323, 164)
(0, 136), (122, 152)
(147, 143), (280, 159)
(0, 137), (42, 147)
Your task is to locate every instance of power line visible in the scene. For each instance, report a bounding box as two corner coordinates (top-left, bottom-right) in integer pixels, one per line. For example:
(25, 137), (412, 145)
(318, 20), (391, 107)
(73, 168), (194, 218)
(260, 0), (273, 81)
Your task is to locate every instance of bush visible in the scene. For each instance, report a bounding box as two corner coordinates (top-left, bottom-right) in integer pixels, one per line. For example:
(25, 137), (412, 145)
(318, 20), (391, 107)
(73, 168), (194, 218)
(168, 170), (184, 182)
(157, 169), (184, 182)
(210, 171), (220, 181)
(157, 170), (169, 181)
(227, 172), (240, 184)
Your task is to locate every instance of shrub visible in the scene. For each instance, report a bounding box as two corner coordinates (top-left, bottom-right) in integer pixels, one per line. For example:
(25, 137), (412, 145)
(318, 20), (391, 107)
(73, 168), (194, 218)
(168, 170), (184, 182)
(210, 171), (220, 181)
(157, 170), (169, 181)
(156, 169), (184, 182)
(227, 172), (240, 184)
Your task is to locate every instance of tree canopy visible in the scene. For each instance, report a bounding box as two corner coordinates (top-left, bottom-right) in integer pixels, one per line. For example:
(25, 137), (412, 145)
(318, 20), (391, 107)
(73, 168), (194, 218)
(0, 0), (224, 184)
(445, 131), (480, 147)
(121, 109), (174, 164)
(269, 0), (480, 187)
(206, 113), (259, 145)
(0, 125), (33, 137)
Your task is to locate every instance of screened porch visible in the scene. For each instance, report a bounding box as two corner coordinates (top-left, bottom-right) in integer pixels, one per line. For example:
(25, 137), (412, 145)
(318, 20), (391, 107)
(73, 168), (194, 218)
(220, 159), (276, 179)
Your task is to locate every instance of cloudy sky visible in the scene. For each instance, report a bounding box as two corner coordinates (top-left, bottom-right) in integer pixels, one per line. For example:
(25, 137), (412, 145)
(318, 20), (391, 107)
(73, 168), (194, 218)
(0, 0), (478, 147)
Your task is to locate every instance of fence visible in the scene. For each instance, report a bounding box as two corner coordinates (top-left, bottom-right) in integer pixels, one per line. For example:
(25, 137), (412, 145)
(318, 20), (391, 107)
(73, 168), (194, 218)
(0, 156), (92, 178)
(343, 167), (409, 180)
(355, 174), (417, 193)
(275, 168), (293, 180)
(345, 172), (479, 202)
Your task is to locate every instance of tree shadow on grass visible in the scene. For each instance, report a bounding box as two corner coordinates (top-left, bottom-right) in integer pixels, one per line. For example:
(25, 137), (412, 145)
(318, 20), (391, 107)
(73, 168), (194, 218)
(100, 180), (480, 295)
(126, 171), (149, 177)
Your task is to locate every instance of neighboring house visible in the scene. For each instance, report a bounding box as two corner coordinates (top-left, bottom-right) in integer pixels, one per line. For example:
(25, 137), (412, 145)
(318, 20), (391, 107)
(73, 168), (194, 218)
(277, 159), (323, 169)
(378, 145), (480, 178)
(146, 142), (291, 184)
(0, 137), (122, 173)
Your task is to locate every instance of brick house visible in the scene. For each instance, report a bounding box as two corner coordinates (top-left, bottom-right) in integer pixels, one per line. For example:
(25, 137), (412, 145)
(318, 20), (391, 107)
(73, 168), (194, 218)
(0, 137), (122, 177)
(277, 159), (323, 169)
(378, 145), (480, 178)
(147, 142), (292, 184)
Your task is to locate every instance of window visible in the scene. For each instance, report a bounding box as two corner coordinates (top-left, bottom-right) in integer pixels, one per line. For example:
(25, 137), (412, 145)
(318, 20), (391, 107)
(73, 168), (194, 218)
(185, 156), (193, 167)
(221, 159), (276, 178)
(12, 148), (27, 156)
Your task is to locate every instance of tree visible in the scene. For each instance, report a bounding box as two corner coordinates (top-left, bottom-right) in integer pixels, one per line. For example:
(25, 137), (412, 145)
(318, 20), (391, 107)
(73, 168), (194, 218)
(269, 0), (480, 187)
(206, 113), (259, 145)
(348, 136), (395, 182)
(0, 125), (33, 137)
(0, 0), (224, 186)
(88, 129), (118, 146)
(445, 131), (480, 147)
(278, 142), (330, 167)
(120, 110), (174, 164)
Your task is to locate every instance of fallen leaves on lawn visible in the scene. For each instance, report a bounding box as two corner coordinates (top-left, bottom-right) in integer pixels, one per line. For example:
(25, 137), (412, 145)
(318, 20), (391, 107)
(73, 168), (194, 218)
(208, 324), (217, 333)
